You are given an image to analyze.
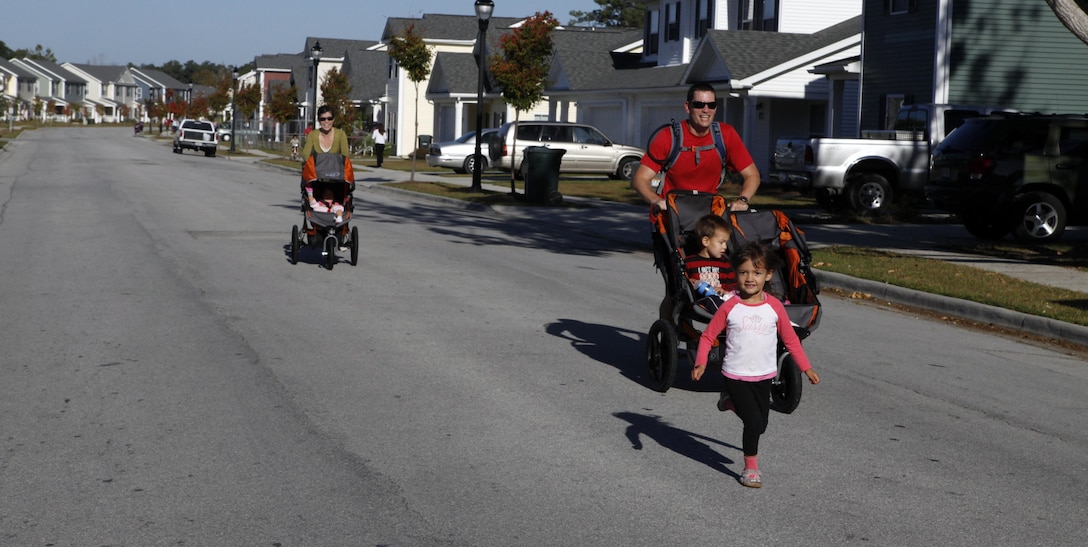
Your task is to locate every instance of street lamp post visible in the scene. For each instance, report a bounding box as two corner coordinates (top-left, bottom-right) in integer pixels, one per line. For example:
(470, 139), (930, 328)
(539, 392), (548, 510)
(230, 67), (238, 153)
(310, 41), (323, 129)
(471, 0), (494, 192)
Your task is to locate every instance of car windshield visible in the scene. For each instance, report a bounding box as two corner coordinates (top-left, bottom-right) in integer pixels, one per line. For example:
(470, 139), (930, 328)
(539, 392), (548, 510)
(454, 131), (476, 143)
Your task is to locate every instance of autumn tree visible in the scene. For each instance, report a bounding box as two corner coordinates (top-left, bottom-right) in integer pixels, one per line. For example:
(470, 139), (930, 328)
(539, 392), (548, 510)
(388, 23), (433, 180)
(187, 94), (210, 120)
(144, 97), (167, 133)
(490, 11), (560, 192)
(267, 84), (300, 141)
(320, 68), (357, 133)
(207, 74), (232, 123)
(233, 82), (262, 147)
(569, 0), (645, 27)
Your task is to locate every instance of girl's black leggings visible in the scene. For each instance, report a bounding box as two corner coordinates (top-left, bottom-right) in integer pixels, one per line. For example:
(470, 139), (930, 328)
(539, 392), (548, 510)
(723, 377), (772, 456)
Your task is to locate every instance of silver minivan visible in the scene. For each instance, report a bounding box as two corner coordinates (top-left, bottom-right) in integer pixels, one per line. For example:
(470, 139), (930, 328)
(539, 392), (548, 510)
(487, 121), (645, 180)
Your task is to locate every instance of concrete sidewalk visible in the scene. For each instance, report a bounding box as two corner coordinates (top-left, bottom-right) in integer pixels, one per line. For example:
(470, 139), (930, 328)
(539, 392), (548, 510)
(246, 150), (1088, 347)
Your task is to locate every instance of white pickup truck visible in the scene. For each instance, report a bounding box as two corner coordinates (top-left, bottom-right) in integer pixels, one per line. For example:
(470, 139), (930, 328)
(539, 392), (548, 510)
(172, 118), (218, 157)
(772, 104), (1009, 213)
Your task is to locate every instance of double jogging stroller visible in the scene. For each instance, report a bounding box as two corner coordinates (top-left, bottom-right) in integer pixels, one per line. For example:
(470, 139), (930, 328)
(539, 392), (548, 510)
(645, 190), (822, 413)
(290, 152), (360, 269)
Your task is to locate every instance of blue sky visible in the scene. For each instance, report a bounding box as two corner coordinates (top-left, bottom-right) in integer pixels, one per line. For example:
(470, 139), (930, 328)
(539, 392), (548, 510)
(3, 0), (597, 67)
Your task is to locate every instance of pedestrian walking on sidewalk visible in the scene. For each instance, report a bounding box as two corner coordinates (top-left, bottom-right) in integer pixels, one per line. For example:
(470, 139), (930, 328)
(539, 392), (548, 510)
(372, 124), (386, 168)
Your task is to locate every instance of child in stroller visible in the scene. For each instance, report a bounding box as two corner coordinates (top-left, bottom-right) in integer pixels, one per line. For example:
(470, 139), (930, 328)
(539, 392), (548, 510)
(290, 152), (360, 269)
(644, 190), (822, 413)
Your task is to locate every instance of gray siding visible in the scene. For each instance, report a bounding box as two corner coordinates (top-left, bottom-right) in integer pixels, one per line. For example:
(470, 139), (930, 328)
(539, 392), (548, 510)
(860, 0), (938, 129)
(948, 0), (1088, 113)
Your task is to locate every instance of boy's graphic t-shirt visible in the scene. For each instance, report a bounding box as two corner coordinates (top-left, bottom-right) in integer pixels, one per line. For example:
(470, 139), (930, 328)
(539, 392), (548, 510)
(684, 255), (737, 293)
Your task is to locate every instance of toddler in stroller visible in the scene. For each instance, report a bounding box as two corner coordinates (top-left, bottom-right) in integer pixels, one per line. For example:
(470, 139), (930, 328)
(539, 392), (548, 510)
(290, 152), (360, 269)
(644, 190), (822, 413)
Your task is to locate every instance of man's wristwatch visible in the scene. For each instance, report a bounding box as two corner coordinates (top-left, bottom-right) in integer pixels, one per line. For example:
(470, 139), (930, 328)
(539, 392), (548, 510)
(737, 196), (749, 204)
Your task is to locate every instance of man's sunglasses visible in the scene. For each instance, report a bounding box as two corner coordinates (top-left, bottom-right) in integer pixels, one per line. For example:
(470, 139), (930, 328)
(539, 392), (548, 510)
(688, 101), (717, 109)
(318, 116), (334, 121)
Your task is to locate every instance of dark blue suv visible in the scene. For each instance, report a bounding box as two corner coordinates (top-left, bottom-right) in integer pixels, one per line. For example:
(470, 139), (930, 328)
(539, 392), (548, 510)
(926, 114), (1088, 242)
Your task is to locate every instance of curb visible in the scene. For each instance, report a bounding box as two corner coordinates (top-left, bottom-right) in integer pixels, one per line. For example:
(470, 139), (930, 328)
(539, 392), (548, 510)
(815, 269), (1088, 348)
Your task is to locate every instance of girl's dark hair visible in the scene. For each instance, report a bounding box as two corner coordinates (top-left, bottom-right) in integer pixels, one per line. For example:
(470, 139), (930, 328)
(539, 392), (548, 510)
(317, 105), (334, 117)
(732, 241), (780, 272)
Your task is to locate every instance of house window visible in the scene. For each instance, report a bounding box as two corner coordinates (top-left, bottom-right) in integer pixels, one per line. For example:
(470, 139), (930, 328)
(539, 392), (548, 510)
(666, 3), (681, 42)
(739, 0), (778, 31)
(884, 94), (905, 129)
(695, 0), (714, 38)
(645, 9), (659, 54)
(888, 0), (917, 15)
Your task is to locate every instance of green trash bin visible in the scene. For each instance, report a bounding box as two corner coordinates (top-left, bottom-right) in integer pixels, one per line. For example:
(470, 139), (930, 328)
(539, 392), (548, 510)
(524, 146), (566, 205)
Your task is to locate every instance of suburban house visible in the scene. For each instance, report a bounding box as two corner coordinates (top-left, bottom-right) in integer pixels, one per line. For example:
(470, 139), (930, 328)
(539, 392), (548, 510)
(130, 67), (188, 117)
(10, 58), (90, 122)
(399, 1), (862, 176)
(380, 15), (525, 157)
(859, 0), (1088, 128)
(61, 64), (139, 123)
(0, 58), (36, 120)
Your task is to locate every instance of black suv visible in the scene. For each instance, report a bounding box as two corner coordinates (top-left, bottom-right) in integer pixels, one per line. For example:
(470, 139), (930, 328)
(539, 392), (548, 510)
(926, 113), (1088, 242)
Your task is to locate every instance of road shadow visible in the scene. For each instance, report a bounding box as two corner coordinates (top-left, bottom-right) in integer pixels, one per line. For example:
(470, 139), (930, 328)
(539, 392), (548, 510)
(613, 411), (740, 478)
(545, 318), (721, 393)
(351, 192), (644, 257)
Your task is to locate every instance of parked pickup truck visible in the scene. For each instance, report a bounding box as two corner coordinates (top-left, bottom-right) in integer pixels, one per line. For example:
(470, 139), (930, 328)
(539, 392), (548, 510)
(772, 104), (1009, 213)
(173, 119), (218, 157)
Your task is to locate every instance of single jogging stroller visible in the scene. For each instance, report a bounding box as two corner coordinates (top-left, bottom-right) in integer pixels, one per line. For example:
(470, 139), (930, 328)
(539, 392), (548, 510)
(645, 190), (822, 413)
(290, 152), (359, 269)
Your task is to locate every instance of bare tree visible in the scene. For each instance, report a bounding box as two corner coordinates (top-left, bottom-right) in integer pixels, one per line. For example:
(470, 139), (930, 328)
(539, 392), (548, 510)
(1045, 0), (1088, 44)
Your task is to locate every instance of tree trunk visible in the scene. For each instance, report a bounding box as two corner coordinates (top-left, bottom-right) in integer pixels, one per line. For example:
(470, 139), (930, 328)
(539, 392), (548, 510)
(411, 82), (420, 181)
(1046, 0), (1088, 45)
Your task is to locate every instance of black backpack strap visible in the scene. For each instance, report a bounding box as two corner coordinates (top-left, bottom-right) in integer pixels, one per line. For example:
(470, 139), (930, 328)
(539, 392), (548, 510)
(647, 119), (731, 193)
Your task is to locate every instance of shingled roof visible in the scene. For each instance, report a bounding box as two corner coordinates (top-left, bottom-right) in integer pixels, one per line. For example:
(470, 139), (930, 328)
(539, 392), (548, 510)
(701, 16), (861, 80)
(382, 14), (525, 42)
(343, 48), (387, 102)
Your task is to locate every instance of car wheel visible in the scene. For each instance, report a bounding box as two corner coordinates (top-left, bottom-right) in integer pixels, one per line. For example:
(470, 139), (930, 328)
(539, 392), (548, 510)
(1012, 192), (1066, 243)
(463, 154), (487, 175)
(614, 157), (638, 180)
(221, 134), (231, 142)
(847, 173), (893, 214)
(961, 212), (1011, 240)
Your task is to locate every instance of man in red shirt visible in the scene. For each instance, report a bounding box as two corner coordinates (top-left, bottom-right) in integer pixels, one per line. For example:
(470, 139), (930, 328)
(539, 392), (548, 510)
(631, 82), (761, 212)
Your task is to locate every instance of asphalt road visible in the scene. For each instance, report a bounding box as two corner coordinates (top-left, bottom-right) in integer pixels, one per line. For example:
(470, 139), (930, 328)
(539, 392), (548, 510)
(1, 128), (1086, 546)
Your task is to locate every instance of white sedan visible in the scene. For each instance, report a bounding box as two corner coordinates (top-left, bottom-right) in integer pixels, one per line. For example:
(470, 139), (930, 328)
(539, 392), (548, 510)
(425, 129), (496, 174)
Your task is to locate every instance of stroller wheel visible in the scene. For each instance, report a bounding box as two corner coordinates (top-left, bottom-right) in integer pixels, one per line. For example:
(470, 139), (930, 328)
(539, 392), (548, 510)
(646, 319), (678, 393)
(290, 225), (300, 264)
(350, 226), (359, 266)
(770, 350), (803, 414)
(324, 236), (336, 270)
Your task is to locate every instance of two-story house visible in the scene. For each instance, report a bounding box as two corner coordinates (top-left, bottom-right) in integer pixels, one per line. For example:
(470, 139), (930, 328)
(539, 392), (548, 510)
(380, 15), (524, 157)
(11, 58), (89, 122)
(130, 67), (188, 123)
(292, 39), (386, 137)
(858, 0), (1088, 128)
(0, 58), (32, 120)
(62, 64), (139, 123)
(398, 2), (862, 175)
